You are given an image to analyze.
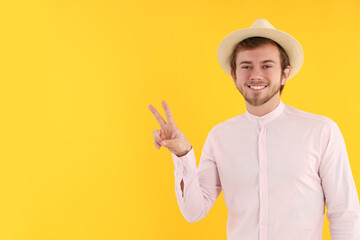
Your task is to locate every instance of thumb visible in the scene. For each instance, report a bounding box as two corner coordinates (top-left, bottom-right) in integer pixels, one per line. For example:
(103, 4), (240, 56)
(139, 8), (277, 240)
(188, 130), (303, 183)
(160, 139), (176, 147)
(160, 140), (169, 147)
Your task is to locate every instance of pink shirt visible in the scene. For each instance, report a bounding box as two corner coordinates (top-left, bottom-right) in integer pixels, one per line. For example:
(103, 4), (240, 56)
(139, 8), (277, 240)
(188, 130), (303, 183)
(171, 101), (360, 240)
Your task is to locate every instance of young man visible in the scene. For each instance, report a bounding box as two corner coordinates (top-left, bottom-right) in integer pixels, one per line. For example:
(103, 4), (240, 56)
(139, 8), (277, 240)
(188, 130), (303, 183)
(148, 19), (360, 239)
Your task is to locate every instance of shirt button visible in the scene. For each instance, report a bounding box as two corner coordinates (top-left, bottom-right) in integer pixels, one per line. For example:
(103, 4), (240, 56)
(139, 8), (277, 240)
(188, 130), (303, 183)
(262, 194), (267, 198)
(261, 220), (266, 225)
(261, 167), (266, 172)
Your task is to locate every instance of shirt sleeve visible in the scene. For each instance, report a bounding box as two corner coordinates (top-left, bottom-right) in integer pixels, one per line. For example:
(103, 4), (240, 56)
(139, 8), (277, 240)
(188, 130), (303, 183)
(171, 131), (222, 223)
(319, 121), (360, 239)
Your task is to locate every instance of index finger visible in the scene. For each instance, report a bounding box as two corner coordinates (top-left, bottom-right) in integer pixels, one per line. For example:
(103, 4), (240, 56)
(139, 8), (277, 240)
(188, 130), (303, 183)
(148, 104), (166, 128)
(162, 100), (175, 124)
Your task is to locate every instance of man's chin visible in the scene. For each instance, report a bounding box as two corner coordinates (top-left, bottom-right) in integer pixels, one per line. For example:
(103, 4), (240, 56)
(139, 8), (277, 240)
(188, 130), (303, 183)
(244, 89), (281, 107)
(246, 99), (268, 107)
(245, 95), (274, 106)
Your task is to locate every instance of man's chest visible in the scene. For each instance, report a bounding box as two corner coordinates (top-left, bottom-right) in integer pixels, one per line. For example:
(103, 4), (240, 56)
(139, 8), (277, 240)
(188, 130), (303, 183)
(213, 124), (323, 189)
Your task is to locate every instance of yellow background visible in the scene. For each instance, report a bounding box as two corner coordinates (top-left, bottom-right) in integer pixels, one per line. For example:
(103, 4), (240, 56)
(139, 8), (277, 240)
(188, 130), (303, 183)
(0, 0), (359, 239)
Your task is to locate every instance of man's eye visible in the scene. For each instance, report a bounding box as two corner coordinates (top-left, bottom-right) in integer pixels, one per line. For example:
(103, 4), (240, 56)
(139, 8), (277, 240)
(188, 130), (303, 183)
(264, 65), (272, 69)
(241, 66), (250, 69)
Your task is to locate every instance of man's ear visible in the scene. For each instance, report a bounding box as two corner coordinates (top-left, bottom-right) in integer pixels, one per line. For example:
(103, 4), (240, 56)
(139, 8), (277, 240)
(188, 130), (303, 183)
(231, 69), (236, 84)
(281, 66), (291, 85)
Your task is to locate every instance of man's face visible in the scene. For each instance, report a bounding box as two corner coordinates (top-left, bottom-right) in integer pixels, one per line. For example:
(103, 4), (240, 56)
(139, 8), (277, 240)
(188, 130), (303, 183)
(231, 43), (289, 107)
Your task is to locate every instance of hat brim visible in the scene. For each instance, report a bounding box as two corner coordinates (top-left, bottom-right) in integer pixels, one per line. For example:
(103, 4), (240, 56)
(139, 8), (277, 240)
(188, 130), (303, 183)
(217, 28), (304, 80)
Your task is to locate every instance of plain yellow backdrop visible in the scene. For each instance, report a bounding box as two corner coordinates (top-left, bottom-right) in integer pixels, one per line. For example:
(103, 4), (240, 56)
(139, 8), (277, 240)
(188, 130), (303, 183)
(0, 0), (359, 239)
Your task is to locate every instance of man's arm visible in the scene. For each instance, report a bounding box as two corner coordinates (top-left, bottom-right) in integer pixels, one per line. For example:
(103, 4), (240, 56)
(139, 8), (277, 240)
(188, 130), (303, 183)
(148, 101), (221, 222)
(172, 131), (222, 223)
(319, 121), (360, 239)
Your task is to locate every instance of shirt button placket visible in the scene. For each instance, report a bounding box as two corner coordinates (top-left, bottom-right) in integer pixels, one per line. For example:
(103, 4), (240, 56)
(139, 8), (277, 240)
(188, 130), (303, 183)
(258, 120), (268, 240)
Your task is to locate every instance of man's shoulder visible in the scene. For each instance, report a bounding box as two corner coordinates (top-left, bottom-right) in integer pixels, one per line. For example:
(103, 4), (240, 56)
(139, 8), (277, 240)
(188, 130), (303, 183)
(208, 113), (248, 135)
(283, 104), (337, 128)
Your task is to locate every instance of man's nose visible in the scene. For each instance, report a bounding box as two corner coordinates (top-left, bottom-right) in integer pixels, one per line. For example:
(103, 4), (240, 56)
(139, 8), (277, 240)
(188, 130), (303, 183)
(250, 66), (263, 80)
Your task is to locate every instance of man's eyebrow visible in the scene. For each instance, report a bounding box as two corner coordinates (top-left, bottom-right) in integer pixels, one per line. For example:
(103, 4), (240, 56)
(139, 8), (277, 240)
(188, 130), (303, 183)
(239, 60), (276, 64)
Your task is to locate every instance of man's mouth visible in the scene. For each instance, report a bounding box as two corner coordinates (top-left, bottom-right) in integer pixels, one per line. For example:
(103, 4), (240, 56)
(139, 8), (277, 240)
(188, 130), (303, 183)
(248, 85), (267, 90)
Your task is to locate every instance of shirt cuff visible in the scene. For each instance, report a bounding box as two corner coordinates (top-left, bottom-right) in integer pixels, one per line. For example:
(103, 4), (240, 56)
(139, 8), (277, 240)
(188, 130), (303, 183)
(171, 146), (197, 178)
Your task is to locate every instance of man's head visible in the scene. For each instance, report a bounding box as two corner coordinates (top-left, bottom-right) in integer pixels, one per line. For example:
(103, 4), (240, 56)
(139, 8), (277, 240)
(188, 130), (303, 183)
(230, 37), (291, 106)
(217, 19), (304, 100)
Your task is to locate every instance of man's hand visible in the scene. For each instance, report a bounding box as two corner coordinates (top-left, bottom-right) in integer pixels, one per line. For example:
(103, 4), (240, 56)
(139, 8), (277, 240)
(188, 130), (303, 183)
(148, 100), (192, 157)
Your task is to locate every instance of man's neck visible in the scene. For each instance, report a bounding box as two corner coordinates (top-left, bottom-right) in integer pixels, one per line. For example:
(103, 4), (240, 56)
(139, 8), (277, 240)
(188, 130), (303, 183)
(245, 96), (281, 117)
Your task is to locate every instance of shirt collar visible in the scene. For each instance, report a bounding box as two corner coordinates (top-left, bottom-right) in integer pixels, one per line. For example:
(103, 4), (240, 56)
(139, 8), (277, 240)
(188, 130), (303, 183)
(245, 100), (285, 125)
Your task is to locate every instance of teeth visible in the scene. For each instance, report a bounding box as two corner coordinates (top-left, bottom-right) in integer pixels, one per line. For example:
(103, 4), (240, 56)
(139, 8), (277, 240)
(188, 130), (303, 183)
(249, 86), (266, 90)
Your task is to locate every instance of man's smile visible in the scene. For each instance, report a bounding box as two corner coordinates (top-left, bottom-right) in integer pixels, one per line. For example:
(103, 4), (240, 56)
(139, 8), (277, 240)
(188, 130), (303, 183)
(247, 85), (267, 91)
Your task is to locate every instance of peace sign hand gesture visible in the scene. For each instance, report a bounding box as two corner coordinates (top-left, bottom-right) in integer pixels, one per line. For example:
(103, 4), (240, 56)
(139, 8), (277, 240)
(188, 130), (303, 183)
(148, 101), (192, 157)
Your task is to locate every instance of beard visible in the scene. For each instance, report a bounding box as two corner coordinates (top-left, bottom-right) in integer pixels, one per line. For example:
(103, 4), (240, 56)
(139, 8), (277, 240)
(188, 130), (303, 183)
(236, 78), (282, 107)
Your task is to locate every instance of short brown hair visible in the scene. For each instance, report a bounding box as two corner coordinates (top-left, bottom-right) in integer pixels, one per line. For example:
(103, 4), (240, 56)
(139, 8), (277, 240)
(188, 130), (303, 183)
(230, 37), (290, 95)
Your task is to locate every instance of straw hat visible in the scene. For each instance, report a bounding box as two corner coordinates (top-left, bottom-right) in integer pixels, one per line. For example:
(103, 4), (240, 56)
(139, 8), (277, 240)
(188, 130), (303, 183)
(217, 19), (304, 80)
